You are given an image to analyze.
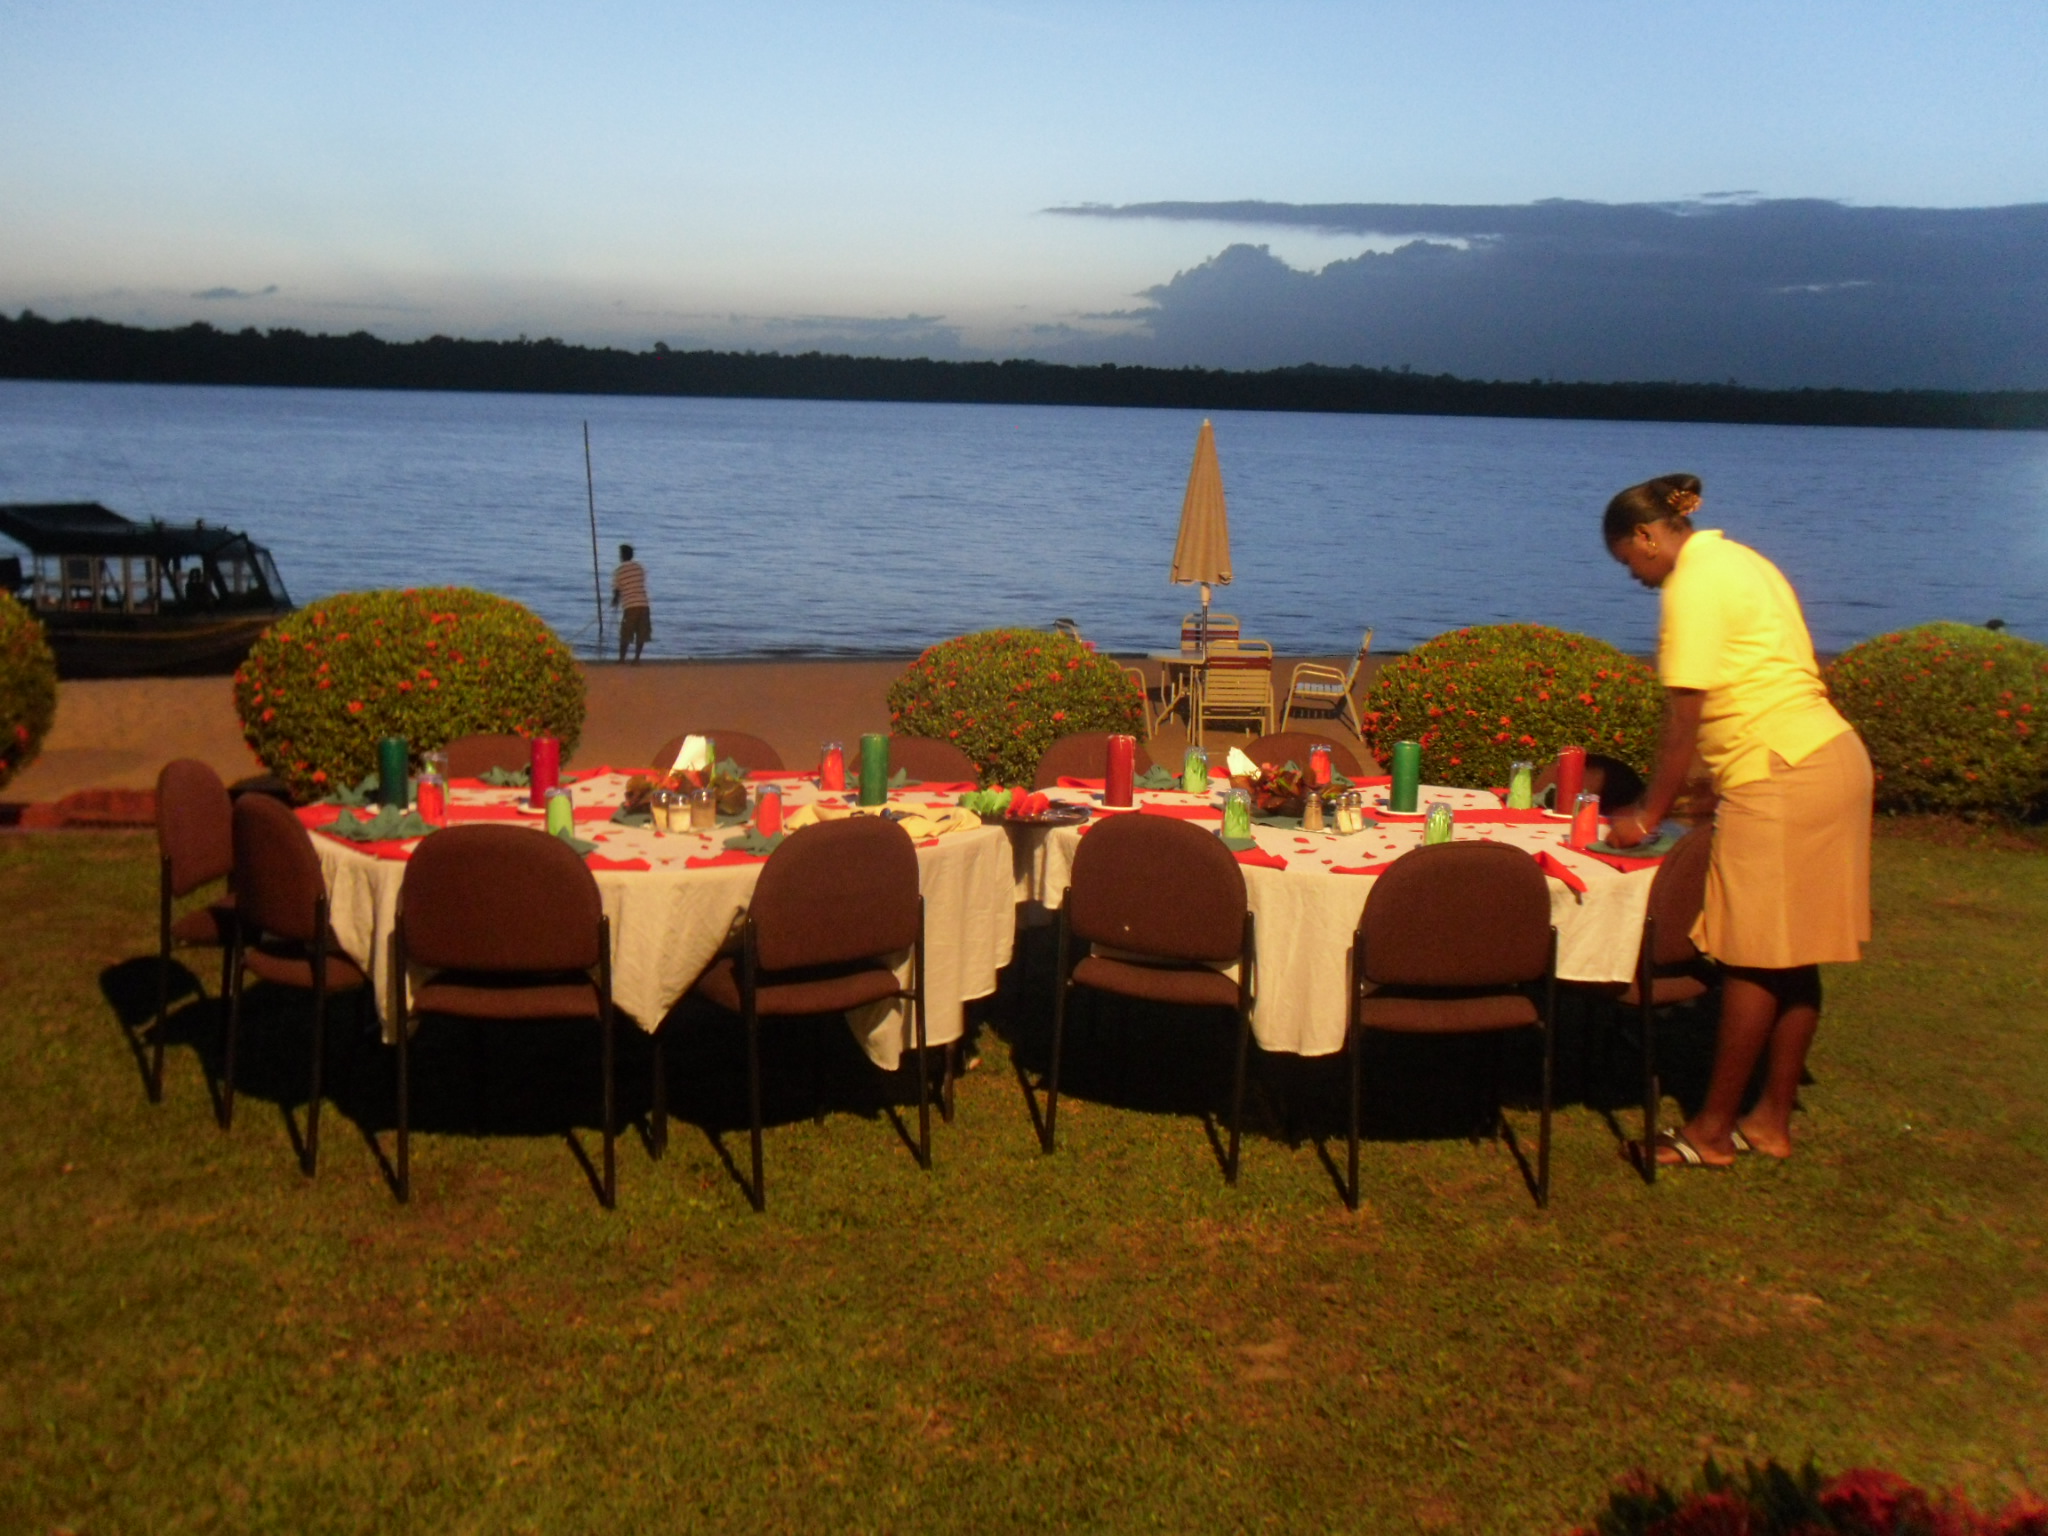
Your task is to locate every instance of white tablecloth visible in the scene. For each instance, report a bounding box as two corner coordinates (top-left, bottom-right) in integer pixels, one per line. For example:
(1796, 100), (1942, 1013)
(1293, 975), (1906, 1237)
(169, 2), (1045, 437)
(307, 772), (1018, 1069)
(1017, 780), (1657, 1058)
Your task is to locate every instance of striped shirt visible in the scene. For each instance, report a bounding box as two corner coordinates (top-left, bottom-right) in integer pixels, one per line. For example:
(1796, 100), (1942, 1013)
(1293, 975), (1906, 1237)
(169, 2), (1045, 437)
(612, 559), (650, 611)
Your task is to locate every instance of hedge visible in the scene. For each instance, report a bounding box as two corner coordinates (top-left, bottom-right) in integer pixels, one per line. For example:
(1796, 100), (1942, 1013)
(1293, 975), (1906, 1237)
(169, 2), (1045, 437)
(1361, 623), (1663, 789)
(234, 588), (585, 801)
(886, 629), (1145, 786)
(0, 593), (58, 794)
(1825, 622), (2048, 817)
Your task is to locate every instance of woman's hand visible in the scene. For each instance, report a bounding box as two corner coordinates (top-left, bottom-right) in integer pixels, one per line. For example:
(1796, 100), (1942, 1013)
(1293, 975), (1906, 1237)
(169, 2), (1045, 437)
(1606, 805), (1655, 847)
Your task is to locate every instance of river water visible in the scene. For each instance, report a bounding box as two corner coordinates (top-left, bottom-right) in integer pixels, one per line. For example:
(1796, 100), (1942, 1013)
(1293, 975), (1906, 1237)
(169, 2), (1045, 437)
(3, 378), (2043, 658)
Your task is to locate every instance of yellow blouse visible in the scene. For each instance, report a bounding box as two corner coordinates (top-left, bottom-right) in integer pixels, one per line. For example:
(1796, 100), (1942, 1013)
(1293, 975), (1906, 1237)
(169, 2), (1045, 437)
(1658, 530), (1849, 790)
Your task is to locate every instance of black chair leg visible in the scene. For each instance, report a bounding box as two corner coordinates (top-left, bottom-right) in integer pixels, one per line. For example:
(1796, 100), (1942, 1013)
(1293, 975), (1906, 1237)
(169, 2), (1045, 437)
(303, 977), (327, 1178)
(600, 1004), (616, 1210)
(221, 937), (244, 1131)
(744, 1001), (765, 1213)
(912, 922), (930, 1171)
(650, 1021), (668, 1161)
(1043, 910), (1071, 1154)
(941, 1040), (956, 1125)
(1537, 946), (1558, 1209)
(1641, 992), (1659, 1187)
(395, 1009), (411, 1205)
(1346, 1026), (1363, 1212)
(1225, 1009), (1249, 1185)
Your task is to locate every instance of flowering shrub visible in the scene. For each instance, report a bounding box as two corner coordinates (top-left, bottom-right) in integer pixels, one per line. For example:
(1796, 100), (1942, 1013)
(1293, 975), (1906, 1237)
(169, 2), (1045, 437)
(1576, 1457), (2046, 1535)
(235, 588), (585, 801)
(1825, 622), (2048, 817)
(0, 593), (58, 793)
(1361, 623), (1663, 789)
(886, 629), (1144, 786)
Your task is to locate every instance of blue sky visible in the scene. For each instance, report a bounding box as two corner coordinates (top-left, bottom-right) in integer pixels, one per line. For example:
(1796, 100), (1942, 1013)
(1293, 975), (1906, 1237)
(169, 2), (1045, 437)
(4, 1), (2046, 383)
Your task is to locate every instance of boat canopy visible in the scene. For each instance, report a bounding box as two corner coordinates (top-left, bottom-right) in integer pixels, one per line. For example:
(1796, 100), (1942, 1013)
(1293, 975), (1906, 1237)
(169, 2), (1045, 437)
(0, 502), (291, 616)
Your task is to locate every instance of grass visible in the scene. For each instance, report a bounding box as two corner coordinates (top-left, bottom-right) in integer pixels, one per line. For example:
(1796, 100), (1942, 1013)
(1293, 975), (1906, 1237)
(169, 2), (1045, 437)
(2, 823), (2045, 1534)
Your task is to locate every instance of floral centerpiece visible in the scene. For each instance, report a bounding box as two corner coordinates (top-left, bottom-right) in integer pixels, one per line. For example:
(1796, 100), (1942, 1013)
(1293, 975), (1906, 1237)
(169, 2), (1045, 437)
(624, 734), (748, 816)
(1224, 746), (1317, 816)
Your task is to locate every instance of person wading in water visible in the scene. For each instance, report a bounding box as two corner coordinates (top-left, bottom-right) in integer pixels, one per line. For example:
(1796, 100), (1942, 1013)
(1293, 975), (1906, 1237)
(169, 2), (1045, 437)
(612, 543), (651, 663)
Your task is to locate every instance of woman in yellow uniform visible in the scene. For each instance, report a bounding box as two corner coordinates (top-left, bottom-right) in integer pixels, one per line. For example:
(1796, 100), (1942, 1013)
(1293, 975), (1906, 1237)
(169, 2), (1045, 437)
(1604, 473), (1872, 1169)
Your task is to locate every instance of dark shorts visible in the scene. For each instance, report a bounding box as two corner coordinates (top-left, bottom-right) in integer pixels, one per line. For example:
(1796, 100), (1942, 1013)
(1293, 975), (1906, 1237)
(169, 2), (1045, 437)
(620, 606), (652, 647)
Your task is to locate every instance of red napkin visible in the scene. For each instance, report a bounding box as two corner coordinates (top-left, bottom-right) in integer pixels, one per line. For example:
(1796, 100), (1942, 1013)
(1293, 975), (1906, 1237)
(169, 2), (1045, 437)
(447, 802), (525, 822)
(1576, 848), (1666, 874)
(1057, 776), (1106, 790)
(1332, 861), (1392, 877)
(685, 850), (769, 869)
(911, 781), (979, 794)
(1233, 848), (1289, 870)
(586, 855), (651, 872)
(1352, 775), (1392, 787)
(1139, 803), (1223, 821)
(295, 805), (341, 829)
(1533, 849), (1588, 893)
(310, 827), (415, 861)
(747, 769), (811, 782)
(1450, 808), (1553, 825)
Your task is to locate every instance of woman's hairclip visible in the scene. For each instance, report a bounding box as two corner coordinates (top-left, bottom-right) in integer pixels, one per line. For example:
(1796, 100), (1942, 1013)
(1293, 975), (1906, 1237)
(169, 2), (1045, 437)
(1666, 489), (1701, 517)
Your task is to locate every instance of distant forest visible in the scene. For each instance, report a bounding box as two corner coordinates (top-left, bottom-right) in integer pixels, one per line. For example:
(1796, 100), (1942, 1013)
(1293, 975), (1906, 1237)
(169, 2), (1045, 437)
(5, 309), (2045, 430)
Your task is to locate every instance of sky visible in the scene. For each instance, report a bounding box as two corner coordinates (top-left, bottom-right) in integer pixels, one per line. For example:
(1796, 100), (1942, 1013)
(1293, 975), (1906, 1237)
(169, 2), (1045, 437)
(4, 1), (2047, 388)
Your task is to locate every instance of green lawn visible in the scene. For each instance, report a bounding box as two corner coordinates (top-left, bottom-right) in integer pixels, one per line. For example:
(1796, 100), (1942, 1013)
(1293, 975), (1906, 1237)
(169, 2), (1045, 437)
(2, 826), (2044, 1534)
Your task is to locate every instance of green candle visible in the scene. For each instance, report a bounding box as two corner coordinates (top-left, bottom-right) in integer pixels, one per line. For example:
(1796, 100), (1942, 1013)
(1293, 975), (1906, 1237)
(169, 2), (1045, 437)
(377, 736), (408, 808)
(1507, 760), (1534, 810)
(1222, 788), (1253, 840)
(1390, 741), (1421, 814)
(858, 733), (890, 807)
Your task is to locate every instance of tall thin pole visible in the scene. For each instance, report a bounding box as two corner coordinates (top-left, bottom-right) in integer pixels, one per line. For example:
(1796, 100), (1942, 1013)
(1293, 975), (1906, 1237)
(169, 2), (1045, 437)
(583, 421), (605, 658)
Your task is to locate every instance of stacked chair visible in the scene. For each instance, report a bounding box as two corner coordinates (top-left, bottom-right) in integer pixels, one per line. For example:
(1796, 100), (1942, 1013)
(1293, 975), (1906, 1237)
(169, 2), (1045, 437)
(151, 759), (238, 1103)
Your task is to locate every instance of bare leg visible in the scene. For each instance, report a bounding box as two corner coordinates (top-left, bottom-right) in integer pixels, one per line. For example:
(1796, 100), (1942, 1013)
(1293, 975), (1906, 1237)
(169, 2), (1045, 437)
(1738, 968), (1820, 1158)
(1660, 965), (1819, 1166)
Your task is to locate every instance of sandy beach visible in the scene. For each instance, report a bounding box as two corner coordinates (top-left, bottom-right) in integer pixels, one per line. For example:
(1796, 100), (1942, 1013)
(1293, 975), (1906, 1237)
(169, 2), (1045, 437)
(4, 652), (1382, 812)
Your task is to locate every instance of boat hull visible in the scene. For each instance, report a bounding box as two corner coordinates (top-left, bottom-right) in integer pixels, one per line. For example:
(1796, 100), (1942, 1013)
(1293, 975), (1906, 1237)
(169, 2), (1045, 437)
(44, 613), (280, 679)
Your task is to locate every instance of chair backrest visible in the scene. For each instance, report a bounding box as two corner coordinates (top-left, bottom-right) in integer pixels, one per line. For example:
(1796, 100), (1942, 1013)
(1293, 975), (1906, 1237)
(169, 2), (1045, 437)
(889, 734), (981, 783)
(1180, 612), (1240, 655)
(1032, 732), (1157, 789)
(1068, 814), (1246, 963)
(232, 793), (330, 943)
(1340, 627), (1376, 690)
(156, 758), (233, 896)
(649, 729), (785, 773)
(1642, 824), (1714, 967)
(441, 732), (532, 778)
(749, 816), (920, 973)
(399, 825), (603, 972)
(1358, 842), (1551, 987)
(1241, 731), (1365, 777)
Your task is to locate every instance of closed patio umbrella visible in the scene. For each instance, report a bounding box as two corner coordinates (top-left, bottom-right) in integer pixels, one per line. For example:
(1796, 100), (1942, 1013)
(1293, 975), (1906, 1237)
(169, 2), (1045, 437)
(1169, 418), (1232, 652)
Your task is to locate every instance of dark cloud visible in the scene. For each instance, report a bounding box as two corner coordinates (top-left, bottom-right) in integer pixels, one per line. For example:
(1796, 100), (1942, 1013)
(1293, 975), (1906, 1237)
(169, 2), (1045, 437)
(190, 284), (279, 300)
(1046, 199), (2048, 389)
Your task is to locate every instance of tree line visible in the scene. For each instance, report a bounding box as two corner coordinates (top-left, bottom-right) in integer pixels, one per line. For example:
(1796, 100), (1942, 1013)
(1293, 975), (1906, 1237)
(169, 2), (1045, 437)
(4, 309), (2044, 430)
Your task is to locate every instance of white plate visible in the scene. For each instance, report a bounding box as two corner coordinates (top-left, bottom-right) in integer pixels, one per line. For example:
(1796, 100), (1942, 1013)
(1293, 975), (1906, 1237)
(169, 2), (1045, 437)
(1368, 805), (1428, 820)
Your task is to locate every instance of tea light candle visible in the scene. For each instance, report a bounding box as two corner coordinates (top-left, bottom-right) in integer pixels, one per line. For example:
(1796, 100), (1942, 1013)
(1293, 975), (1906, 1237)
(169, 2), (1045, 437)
(1507, 760), (1535, 810)
(374, 736), (407, 808)
(1390, 740), (1422, 814)
(689, 785), (716, 831)
(1554, 746), (1586, 815)
(416, 772), (447, 827)
(820, 741), (846, 792)
(1104, 733), (1136, 808)
(544, 786), (574, 837)
(858, 733), (889, 807)
(1568, 791), (1601, 851)
(529, 735), (561, 809)
(756, 784), (783, 836)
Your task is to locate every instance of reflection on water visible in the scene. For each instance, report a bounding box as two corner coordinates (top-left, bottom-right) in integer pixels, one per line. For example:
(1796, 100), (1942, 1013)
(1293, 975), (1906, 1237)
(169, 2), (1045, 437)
(2, 380), (2043, 658)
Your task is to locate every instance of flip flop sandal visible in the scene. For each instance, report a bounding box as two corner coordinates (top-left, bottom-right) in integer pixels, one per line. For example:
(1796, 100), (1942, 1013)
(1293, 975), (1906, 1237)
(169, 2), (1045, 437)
(1728, 1128), (1754, 1154)
(1651, 1127), (1734, 1170)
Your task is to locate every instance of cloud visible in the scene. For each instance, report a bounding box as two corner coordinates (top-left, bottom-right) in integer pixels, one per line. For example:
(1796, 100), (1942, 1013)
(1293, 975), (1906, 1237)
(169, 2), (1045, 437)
(756, 312), (966, 358)
(1044, 199), (2048, 389)
(190, 284), (279, 300)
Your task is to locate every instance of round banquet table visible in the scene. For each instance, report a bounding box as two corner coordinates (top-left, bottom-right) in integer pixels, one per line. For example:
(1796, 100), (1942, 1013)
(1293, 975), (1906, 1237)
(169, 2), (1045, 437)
(299, 770), (1017, 1070)
(1017, 775), (1665, 1058)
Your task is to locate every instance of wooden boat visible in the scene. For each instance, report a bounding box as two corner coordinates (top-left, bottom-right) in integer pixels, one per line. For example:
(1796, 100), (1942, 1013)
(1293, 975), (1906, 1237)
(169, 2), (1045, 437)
(0, 502), (294, 678)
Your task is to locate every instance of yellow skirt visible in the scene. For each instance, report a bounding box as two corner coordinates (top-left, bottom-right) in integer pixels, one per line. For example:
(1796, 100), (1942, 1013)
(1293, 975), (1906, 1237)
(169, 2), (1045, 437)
(1696, 729), (1873, 969)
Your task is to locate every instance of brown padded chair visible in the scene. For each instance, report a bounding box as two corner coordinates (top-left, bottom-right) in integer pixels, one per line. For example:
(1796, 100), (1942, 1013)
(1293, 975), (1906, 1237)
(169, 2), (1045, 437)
(153, 759), (237, 1103)
(1045, 814), (1255, 1183)
(1241, 731), (1374, 778)
(1349, 841), (1558, 1209)
(1605, 824), (1716, 1183)
(225, 793), (369, 1175)
(887, 734), (981, 784)
(392, 825), (616, 1207)
(441, 732), (532, 778)
(649, 730), (785, 773)
(686, 816), (928, 1212)
(1031, 731), (1156, 789)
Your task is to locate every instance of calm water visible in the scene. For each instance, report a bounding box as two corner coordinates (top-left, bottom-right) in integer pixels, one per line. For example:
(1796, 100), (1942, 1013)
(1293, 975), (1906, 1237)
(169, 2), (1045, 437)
(3, 379), (2044, 659)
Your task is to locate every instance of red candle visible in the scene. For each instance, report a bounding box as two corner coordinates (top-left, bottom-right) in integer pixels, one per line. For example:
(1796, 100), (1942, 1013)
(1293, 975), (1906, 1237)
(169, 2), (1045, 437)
(756, 785), (783, 837)
(528, 735), (560, 808)
(1308, 743), (1332, 787)
(820, 741), (846, 792)
(1568, 792), (1601, 851)
(1104, 733), (1136, 808)
(1553, 746), (1585, 815)
(416, 776), (447, 827)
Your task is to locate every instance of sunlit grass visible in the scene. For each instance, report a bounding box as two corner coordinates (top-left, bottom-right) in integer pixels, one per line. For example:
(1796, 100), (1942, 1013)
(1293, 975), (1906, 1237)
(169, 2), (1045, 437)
(2, 826), (2044, 1533)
